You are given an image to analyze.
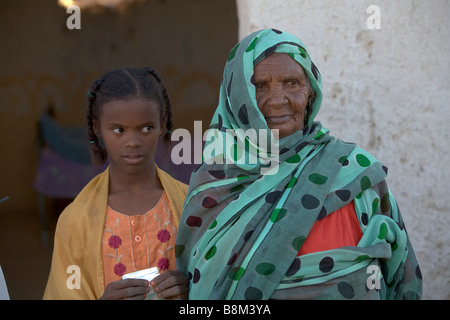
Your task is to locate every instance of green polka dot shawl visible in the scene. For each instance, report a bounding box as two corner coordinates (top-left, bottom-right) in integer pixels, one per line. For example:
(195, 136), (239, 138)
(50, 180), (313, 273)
(175, 29), (422, 300)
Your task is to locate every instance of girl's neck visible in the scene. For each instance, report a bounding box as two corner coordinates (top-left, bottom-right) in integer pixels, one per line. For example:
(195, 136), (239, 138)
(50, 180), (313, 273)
(108, 163), (160, 193)
(107, 163), (164, 216)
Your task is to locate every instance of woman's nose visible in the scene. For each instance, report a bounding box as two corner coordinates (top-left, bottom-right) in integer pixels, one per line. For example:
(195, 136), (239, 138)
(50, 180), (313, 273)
(266, 86), (287, 108)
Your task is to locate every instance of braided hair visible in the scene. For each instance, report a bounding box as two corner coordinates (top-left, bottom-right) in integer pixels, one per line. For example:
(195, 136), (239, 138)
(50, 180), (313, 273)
(86, 67), (173, 164)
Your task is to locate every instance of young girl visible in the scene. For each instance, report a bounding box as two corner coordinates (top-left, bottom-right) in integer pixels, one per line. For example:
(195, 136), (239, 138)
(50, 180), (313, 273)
(43, 67), (189, 299)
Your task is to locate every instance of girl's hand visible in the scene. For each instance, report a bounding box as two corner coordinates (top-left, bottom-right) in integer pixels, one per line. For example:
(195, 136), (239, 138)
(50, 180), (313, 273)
(99, 278), (150, 300)
(150, 270), (189, 300)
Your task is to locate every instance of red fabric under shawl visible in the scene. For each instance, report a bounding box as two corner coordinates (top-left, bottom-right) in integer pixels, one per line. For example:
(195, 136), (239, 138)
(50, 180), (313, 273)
(298, 201), (362, 256)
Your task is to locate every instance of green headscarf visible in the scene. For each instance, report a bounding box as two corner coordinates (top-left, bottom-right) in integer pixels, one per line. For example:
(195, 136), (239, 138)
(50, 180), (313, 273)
(175, 29), (422, 300)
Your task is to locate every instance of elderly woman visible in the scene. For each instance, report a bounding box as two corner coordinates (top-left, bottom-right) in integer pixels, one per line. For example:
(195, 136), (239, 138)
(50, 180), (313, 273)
(175, 29), (422, 300)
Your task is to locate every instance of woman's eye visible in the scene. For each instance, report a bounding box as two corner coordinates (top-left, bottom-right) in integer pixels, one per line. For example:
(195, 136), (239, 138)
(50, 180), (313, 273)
(287, 79), (299, 86)
(113, 128), (123, 134)
(255, 82), (266, 90)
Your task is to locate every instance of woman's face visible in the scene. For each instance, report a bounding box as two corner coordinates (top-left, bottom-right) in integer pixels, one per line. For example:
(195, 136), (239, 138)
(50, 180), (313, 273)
(93, 98), (162, 175)
(254, 53), (311, 138)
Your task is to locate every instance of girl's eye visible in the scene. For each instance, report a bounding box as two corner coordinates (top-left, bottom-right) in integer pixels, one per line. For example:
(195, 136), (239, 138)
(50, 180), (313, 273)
(113, 128), (123, 134)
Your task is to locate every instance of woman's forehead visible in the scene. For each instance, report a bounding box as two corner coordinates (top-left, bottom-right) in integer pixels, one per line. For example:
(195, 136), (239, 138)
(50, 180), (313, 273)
(254, 53), (307, 78)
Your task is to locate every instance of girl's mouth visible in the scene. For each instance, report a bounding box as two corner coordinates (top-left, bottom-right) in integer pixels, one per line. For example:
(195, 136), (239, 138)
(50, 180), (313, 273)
(122, 154), (145, 165)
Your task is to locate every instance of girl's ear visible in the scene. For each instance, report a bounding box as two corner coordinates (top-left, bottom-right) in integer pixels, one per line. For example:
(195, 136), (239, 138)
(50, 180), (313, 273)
(160, 115), (167, 137)
(93, 118), (101, 137)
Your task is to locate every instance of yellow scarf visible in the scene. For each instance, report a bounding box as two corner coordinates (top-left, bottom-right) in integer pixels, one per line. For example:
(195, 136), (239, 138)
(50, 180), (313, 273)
(43, 166), (188, 299)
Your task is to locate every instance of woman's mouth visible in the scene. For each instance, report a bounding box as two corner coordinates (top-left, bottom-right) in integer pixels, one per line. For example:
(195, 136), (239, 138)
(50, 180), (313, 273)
(265, 115), (293, 125)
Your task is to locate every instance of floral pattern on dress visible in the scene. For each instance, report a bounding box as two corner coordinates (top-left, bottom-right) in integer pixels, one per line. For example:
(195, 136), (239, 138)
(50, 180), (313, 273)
(101, 192), (177, 286)
(154, 198), (175, 271)
(104, 218), (126, 276)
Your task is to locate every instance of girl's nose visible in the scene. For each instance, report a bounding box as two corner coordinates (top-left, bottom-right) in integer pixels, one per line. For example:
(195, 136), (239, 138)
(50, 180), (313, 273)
(125, 133), (142, 148)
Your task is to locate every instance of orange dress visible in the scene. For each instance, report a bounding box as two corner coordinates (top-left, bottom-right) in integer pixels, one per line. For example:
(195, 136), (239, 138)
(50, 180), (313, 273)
(101, 192), (177, 287)
(297, 201), (362, 256)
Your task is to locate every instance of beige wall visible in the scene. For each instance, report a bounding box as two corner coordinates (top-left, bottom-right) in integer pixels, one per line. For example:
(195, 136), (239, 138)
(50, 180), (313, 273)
(236, 0), (450, 299)
(0, 0), (237, 213)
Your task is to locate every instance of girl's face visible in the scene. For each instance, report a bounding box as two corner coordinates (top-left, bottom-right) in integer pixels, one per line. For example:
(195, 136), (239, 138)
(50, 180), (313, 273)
(93, 97), (163, 175)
